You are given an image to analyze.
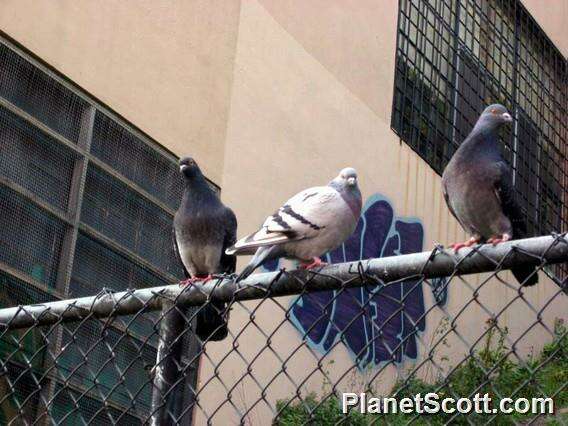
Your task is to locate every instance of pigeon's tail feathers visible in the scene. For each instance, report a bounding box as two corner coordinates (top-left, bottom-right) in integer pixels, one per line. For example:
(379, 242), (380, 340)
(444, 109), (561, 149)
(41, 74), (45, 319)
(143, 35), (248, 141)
(226, 228), (297, 256)
(508, 214), (538, 287)
(511, 264), (539, 287)
(236, 245), (282, 282)
(196, 302), (229, 342)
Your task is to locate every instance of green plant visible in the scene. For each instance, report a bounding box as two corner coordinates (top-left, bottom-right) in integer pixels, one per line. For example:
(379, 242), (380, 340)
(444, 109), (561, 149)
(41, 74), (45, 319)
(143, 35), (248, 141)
(274, 393), (368, 426)
(274, 320), (568, 425)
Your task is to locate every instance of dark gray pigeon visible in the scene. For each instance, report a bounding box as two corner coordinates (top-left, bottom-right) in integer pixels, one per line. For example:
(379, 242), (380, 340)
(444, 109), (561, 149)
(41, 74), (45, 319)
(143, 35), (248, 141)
(173, 157), (238, 341)
(227, 167), (362, 281)
(442, 104), (538, 286)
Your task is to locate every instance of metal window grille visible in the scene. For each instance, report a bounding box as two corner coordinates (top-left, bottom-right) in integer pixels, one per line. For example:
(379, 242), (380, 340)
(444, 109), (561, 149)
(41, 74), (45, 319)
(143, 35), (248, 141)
(391, 0), (567, 246)
(0, 33), (204, 423)
(90, 112), (185, 212)
(80, 165), (182, 277)
(0, 235), (566, 425)
(0, 43), (88, 143)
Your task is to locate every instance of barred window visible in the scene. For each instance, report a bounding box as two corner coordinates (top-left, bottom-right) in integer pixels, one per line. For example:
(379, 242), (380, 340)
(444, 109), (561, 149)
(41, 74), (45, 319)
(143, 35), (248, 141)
(0, 37), (204, 421)
(392, 0), (567, 239)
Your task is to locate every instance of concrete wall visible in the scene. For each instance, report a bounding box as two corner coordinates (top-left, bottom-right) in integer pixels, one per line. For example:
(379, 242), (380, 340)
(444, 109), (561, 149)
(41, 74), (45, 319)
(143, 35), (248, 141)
(201, 1), (566, 423)
(522, 0), (568, 56)
(0, 0), (241, 183)
(0, 1), (566, 424)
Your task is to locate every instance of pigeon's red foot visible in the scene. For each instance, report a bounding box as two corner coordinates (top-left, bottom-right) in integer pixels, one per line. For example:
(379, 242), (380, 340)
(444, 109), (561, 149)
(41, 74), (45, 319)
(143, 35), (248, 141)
(486, 233), (511, 246)
(179, 278), (193, 287)
(449, 236), (480, 252)
(299, 257), (328, 270)
(179, 275), (213, 287)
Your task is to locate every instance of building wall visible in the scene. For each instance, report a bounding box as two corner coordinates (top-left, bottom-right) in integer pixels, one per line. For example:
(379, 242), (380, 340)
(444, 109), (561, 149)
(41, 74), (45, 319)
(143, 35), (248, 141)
(205, 0), (566, 423)
(0, 0), (241, 183)
(522, 0), (568, 56)
(0, 1), (566, 424)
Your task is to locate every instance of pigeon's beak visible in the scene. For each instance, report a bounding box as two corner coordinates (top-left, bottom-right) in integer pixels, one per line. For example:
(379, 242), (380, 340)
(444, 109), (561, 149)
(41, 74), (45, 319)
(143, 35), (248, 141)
(502, 112), (513, 123)
(347, 177), (357, 186)
(180, 165), (189, 172)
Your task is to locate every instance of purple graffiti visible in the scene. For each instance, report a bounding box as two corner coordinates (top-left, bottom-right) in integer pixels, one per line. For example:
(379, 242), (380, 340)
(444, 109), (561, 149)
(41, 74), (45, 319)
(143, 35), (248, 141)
(288, 196), (430, 368)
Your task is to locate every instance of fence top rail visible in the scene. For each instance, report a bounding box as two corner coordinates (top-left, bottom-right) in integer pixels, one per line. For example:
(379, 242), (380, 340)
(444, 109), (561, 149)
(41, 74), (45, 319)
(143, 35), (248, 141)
(0, 234), (566, 330)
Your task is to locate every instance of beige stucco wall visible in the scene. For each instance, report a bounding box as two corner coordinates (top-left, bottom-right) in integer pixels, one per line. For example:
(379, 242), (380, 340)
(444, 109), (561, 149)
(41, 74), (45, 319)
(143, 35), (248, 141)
(0, 0), (241, 183)
(199, 0), (566, 423)
(522, 0), (568, 57)
(0, 1), (565, 424)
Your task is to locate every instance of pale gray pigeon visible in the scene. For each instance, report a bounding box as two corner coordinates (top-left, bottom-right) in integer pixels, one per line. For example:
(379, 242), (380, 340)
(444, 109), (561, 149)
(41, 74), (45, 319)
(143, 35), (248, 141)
(173, 157), (238, 341)
(227, 167), (362, 281)
(442, 104), (538, 286)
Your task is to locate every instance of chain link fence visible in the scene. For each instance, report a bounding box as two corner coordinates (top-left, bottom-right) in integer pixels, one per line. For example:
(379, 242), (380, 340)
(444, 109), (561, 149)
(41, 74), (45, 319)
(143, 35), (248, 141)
(0, 234), (566, 425)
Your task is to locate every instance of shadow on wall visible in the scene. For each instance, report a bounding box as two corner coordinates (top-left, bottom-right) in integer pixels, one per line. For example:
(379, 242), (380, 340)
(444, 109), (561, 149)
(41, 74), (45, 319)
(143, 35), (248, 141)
(262, 195), (448, 370)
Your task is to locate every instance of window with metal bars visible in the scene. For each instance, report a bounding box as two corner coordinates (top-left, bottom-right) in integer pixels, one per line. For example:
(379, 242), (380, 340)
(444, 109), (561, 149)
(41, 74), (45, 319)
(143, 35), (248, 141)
(392, 0), (567, 245)
(0, 35), (202, 421)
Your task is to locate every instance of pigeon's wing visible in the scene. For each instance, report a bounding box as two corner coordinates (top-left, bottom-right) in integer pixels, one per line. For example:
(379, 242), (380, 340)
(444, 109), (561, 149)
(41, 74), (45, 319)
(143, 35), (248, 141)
(219, 207), (238, 273)
(264, 186), (338, 236)
(227, 186), (339, 255)
(493, 161), (538, 286)
(172, 226), (190, 279)
(442, 179), (465, 230)
(493, 161), (527, 238)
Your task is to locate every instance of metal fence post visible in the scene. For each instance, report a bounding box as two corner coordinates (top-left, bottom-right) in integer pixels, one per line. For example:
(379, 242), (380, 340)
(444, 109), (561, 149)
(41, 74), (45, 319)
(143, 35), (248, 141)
(150, 300), (187, 426)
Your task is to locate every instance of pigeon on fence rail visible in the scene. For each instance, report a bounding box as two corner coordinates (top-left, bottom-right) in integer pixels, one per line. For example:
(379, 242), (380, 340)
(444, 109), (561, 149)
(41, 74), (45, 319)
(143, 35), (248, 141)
(173, 157), (238, 341)
(441, 104), (538, 286)
(227, 167), (362, 281)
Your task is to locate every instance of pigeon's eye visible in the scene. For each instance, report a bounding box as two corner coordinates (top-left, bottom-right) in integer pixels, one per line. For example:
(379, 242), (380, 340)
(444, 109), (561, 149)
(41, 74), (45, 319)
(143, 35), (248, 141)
(491, 108), (497, 114)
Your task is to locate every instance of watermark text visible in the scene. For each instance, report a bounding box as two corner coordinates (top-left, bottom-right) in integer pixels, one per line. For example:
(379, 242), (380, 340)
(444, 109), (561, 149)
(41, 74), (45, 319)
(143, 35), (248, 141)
(342, 392), (554, 415)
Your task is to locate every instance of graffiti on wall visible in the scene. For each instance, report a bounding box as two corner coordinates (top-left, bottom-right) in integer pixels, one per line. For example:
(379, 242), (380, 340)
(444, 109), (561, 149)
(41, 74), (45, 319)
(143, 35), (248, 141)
(264, 195), (448, 369)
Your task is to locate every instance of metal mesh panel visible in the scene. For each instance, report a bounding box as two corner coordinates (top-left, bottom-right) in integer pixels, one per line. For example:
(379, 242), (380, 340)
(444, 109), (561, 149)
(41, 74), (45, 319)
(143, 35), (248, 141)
(0, 270), (57, 309)
(80, 164), (183, 278)
(0, 43), (88, 143)
(0, 273), (56, 425)
(0, 106), (77, 211)
(71, 233), (173, 297)
(50, 384), (143, 425)
(392, 0), (458, 173)
(0, 36), (185, 296)
(0, 272), (55, 385)
(0, 186), (66, 288)
(0, 363), (44, 424)
(0, 235), (566, 425)
(70, 232), (168, 344)
(392, 0), (567, 259)
(0, 34), (195, 425)
(91, 111), (184, 210)
(55, 320), (155, 416)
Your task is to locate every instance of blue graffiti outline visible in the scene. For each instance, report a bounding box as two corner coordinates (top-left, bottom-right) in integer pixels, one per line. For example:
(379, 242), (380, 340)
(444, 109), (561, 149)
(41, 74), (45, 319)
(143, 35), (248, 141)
(288, 194), (427, 370)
